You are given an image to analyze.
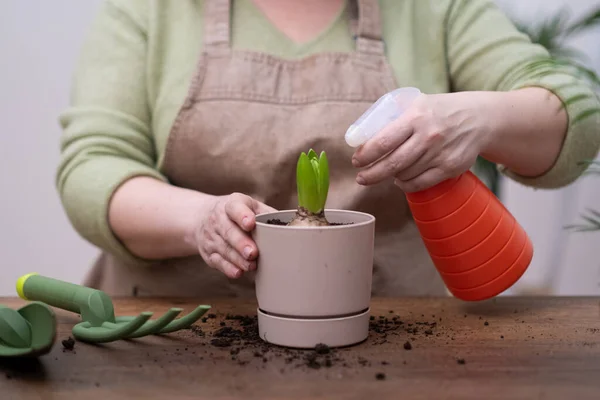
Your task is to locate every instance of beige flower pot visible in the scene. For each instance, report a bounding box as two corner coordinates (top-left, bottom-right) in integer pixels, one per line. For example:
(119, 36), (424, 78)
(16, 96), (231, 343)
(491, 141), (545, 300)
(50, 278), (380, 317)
(252, 209), (375, 348)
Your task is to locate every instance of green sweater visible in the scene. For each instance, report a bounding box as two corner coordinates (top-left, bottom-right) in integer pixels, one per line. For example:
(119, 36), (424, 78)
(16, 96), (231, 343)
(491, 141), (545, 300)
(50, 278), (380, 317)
(57, 0), (600, 263)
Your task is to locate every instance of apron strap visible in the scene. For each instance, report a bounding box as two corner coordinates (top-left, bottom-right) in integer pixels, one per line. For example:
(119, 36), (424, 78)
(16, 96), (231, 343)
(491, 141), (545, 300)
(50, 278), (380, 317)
(203, 0), (231, 53)
(353, 0), (385, 56)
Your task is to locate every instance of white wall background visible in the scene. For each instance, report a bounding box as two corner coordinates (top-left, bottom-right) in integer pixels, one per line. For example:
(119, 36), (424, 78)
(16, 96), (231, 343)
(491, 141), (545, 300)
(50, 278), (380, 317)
(0, 1), (103, 295)
(0, 0), (598, 296)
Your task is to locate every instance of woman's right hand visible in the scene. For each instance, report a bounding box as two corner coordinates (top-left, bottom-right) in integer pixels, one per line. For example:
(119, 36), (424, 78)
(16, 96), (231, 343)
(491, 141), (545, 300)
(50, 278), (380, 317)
(192, 192), (276, 279)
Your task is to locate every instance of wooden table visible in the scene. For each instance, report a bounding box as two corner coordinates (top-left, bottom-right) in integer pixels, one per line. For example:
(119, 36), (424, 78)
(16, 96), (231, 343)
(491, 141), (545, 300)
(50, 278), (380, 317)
(1, 296), (600, 399)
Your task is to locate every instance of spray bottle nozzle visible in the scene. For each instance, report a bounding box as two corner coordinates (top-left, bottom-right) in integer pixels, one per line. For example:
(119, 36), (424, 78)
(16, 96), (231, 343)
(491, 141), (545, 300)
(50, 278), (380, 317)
(344, 87), (422, 147)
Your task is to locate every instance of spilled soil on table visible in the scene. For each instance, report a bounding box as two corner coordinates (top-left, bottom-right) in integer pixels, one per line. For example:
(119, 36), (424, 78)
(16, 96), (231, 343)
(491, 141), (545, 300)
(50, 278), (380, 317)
(180, 310), (446, 373)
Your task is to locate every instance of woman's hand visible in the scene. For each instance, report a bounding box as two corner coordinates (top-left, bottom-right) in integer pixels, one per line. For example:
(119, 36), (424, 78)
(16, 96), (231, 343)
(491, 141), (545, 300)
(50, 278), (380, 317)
(351, 92), (493, 192)
(108, 177), (277, 277)
(191, 193), (276, 279)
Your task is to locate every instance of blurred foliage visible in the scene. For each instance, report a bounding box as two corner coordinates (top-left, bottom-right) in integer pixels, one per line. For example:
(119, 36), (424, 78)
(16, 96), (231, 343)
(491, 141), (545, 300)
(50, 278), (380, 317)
(474, 5), (600, 202)
(564, 160), (600, 232)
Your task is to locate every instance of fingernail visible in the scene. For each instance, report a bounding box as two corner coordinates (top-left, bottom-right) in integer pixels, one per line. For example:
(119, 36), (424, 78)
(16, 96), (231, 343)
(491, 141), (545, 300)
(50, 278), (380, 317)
(242, 217), (250, 229)
(352, 158), (360, 167)
(243, 246), (253, 259)
(356, 176), (366, 185)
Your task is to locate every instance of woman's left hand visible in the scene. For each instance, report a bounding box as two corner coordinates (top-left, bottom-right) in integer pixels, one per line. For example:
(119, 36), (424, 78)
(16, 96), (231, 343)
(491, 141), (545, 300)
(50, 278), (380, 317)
(351, 92), (493, 192)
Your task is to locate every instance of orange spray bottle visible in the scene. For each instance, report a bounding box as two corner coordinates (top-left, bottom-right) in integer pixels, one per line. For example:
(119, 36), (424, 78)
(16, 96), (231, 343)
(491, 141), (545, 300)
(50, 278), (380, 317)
(345, 87), (533, 301)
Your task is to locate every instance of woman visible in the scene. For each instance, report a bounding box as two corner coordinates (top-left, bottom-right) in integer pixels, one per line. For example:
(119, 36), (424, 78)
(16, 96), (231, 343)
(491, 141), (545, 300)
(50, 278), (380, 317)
(57, 0), (600, 297)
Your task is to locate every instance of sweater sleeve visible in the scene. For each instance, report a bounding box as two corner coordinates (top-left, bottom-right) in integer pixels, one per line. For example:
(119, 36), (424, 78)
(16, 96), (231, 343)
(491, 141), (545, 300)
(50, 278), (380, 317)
(445, 0), (600, 188)
(56, 0), (167, 264)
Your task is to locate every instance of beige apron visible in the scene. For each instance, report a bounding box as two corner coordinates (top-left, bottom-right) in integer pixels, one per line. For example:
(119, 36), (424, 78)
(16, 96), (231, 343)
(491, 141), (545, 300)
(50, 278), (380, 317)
(83, 0), (447, 298)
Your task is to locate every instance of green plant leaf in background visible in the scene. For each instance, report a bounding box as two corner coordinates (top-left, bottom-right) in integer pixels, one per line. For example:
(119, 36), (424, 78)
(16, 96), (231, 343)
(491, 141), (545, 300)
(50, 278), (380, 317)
(580, 160), (600, 176)
(565, 8), (600, 36)
(562, 160), (600, 232)
(477, 6), (600, 216)
(564, 208), (600, 232)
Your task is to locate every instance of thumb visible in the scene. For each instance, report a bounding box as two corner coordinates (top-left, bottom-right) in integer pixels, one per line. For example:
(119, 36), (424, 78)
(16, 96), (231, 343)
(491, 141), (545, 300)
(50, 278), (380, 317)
(252, 200), (277, 215)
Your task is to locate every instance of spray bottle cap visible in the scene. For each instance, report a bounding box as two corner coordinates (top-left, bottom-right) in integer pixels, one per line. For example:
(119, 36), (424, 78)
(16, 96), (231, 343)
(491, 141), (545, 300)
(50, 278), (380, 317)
(345, 87), (422, 147)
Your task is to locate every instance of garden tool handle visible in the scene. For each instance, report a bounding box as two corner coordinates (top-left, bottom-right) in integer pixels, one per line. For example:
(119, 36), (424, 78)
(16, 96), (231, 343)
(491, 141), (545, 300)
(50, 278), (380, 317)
(17, 273), (99, 314)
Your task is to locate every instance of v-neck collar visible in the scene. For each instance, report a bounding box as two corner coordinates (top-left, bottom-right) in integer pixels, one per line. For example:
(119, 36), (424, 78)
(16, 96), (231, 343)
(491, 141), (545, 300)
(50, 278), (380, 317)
(243, 0), (349, 55)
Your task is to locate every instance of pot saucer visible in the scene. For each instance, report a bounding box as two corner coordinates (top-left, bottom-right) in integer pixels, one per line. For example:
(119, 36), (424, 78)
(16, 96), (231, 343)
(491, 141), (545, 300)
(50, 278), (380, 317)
(256, 308), (370, 349)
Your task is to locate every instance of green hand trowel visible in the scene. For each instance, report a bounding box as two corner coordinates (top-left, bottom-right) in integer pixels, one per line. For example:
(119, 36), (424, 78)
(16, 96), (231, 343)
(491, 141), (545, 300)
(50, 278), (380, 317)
(16, 273), (210, 344)
(0, 301), (56, 357)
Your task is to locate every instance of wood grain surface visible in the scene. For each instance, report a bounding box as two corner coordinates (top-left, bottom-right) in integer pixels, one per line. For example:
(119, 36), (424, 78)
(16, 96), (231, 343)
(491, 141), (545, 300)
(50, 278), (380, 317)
(1, 296), (600, 399)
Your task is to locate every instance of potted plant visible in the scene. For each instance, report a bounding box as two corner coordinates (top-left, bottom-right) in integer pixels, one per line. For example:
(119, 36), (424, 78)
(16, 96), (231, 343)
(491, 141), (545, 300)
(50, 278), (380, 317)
(252, 149), (375, 349)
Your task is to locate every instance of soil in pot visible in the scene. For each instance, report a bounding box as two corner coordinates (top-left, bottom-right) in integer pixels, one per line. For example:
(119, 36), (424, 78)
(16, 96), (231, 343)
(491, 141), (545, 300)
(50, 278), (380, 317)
(266, 217), (352, 226)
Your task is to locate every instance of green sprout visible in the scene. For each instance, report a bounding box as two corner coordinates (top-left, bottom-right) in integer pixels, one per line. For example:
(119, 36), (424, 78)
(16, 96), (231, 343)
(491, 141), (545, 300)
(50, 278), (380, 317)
(288, 149), (331, 227)
(296, 149), (329, 215)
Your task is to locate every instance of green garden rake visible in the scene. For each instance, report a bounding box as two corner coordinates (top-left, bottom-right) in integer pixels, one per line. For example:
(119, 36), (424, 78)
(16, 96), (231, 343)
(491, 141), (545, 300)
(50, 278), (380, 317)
(16, 273), (210, 344)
